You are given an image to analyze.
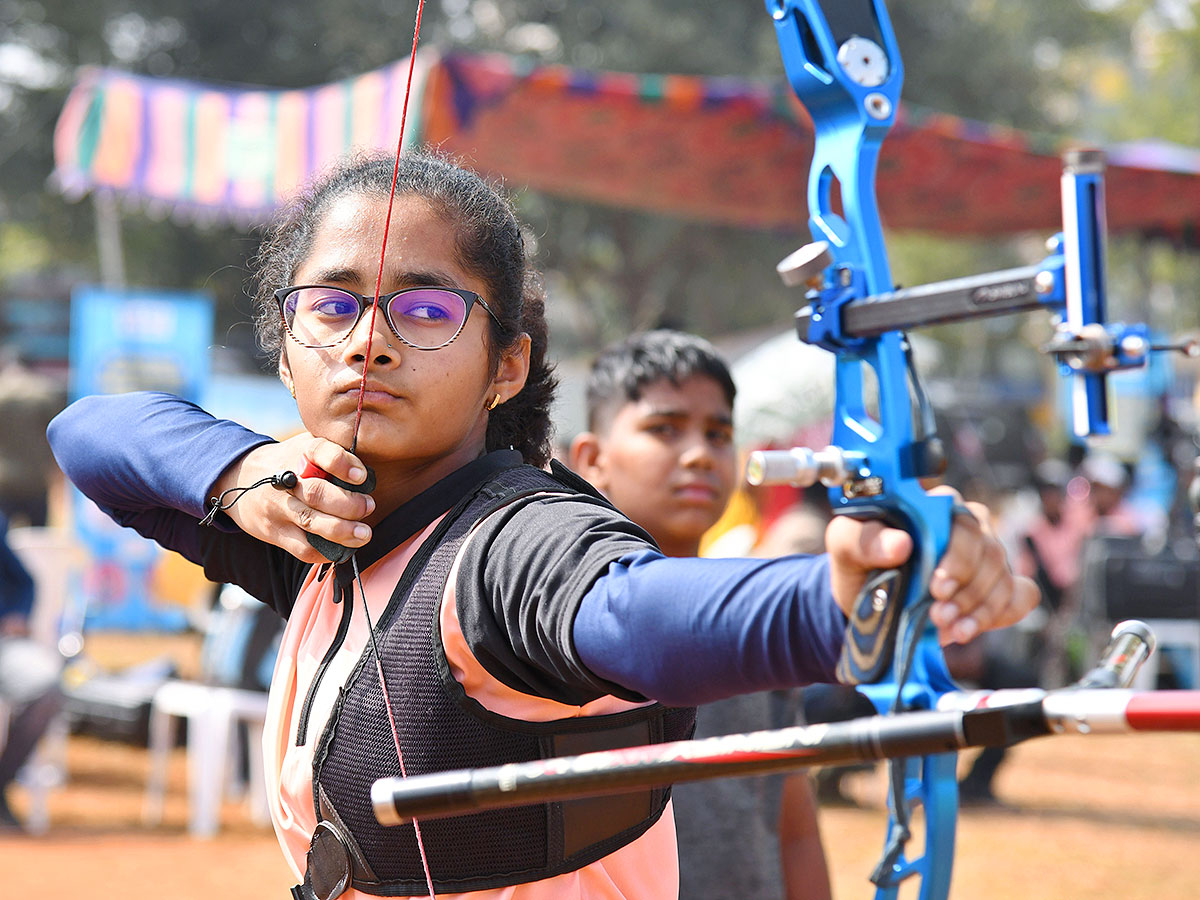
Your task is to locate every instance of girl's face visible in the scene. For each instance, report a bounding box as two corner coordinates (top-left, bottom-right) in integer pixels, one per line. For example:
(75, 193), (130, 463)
(279, 191), (529, 493)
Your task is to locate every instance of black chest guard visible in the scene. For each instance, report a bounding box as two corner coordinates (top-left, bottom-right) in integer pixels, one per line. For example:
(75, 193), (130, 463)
(303, 461), (696, 897)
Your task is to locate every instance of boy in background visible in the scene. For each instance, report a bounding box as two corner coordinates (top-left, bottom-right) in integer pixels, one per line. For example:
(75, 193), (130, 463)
(570, 330), (831, 900)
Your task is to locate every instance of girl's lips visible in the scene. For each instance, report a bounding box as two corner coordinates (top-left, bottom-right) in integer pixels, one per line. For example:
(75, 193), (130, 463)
(336, 378), (395, 396)
(335, 381), (401, 404)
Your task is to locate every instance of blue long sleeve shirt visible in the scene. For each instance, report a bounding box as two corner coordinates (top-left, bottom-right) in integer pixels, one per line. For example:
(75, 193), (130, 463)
(48, 392), (845, 706)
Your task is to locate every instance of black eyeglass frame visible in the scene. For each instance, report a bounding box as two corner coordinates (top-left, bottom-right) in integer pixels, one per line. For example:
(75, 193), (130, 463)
(273, 284), (503, 351)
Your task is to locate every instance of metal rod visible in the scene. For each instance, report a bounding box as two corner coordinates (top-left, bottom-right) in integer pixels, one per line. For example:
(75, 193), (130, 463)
(795, 265), (1052, 341)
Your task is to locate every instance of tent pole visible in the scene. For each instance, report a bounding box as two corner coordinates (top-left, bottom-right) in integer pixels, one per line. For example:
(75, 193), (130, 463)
(93, 191), (126, 288)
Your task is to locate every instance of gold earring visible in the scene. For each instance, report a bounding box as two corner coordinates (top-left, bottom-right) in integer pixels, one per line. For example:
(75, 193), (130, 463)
(487, 393), (502, 411)
(288, 383), (296, 399)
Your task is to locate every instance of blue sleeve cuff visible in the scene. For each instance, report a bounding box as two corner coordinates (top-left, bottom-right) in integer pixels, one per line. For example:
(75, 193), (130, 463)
(572, 551), (846, 706)
(48, 392), (274, 520)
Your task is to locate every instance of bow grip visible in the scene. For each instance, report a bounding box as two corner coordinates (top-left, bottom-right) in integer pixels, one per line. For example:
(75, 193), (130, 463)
(299, 459), (377, 564)
(833, 504), (912, 685)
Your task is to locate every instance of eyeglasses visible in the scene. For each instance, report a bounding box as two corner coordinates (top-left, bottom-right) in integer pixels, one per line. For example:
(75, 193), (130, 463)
(274, 285), (502, 351)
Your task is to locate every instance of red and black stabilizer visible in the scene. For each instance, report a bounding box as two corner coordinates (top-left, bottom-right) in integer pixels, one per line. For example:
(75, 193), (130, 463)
(370, 621), (1197, 826)
(370, 686), (1200, 827)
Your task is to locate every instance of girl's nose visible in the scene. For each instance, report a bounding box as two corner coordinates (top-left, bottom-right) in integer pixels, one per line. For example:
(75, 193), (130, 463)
(343, 303), (397, 365)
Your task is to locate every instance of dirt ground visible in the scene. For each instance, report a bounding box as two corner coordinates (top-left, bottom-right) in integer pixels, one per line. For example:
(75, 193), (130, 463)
(2, 635), (1198, 899)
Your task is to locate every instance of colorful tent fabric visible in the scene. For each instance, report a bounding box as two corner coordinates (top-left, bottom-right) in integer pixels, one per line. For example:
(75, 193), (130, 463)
(426, 52), (1200, 242)
(53, 55), (433, 225)
(53, 50), (1200, 243)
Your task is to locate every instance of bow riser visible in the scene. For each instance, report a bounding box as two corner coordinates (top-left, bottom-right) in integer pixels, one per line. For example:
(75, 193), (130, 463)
(767, 0), (955, 679)
(765, 4), (961, 898)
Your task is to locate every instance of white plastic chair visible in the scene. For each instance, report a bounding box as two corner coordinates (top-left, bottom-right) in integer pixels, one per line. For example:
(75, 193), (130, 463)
(142, 585), (275, 838)
(143, 679), (270, 837)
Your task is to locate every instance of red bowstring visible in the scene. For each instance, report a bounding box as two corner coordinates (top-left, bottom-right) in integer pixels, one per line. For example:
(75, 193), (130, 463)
(349, 0), (427, 456)
(353, 557), (437, 899)
(346, 3), (436, 897)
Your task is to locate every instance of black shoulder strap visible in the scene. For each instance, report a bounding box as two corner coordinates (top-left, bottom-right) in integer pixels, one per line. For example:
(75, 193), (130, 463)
(333, 450), (523, 587)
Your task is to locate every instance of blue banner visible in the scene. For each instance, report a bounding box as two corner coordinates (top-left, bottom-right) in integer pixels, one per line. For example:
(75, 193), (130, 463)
(69, 285), (214, 630)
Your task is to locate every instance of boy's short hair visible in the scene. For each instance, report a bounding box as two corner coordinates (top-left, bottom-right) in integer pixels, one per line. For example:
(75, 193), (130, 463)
(585, 330), (737, 431)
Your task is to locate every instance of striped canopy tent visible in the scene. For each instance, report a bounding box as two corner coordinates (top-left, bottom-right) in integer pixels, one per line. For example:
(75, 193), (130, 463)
(53, 50), (1200, 243)
(53, 53), (436, 227)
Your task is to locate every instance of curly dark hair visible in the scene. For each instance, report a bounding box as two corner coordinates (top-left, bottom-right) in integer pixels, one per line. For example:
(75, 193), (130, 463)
(250, 149), (556, 467)
(584, 329), (736, 431)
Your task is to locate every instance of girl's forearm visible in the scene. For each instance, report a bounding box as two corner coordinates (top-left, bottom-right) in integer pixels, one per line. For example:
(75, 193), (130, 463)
(573, 550), (845, 706)
(48, 391), (273, 518)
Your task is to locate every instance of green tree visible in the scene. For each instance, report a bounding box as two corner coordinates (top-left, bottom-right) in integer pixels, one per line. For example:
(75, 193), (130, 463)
(0, 0), (1175, 369)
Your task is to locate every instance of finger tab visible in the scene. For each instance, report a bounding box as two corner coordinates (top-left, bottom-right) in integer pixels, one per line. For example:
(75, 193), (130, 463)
(300, 459), (327, 480)
(300, 458), (376, 494)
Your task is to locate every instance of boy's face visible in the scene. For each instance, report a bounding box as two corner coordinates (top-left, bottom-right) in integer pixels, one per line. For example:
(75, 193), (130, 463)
(573, 374), (736, 556)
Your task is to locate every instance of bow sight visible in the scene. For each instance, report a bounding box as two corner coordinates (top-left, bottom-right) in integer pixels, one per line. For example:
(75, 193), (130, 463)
(752, 150), (1198, 448)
